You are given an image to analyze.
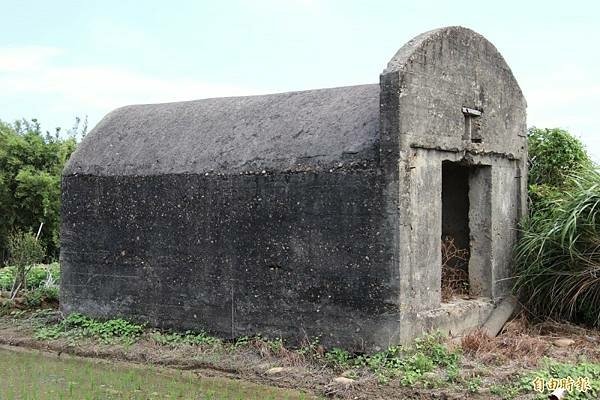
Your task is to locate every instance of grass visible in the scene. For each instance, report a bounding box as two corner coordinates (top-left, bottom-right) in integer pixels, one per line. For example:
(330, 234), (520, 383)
(514, 168), (600, 326)
(4, 309), (599, 399)
(0, 347), (311, 400)
(0, 263), (60, 315)
(34, 313), (462, 388)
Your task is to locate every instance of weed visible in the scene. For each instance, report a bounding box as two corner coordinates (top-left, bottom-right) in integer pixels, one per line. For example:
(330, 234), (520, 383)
(446, 363), (459, 383)
(324, 347), (353, 369)
(466, 377), (482, 393)
(297, 336), (323, 357)
(232, 335), (250, 349)
(151, 329), (221, 347)
(265, 337), (284, 354)
(0, 263), (59, 292)
(34, 313), (145, 344)
(23, 286), (58, 307)
(6, 231), (45, 298)
(489, 383), (521, 399)
(521, 359), (600, 400)
(342, 333), (460, 386)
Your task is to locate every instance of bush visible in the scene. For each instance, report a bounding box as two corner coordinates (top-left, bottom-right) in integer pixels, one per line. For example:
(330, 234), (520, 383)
(0, 267), (15, 291)
(515, 168), (600, 326)
(6, 230), (45, 297)
(515, 127), (599, 326)
(0, 263), (59, 291)
(23, 286), (59, 307)
(528, 127), (591, 188)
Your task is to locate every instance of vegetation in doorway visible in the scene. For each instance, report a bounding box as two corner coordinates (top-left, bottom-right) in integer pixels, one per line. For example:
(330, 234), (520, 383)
(441, 236), (470, 302)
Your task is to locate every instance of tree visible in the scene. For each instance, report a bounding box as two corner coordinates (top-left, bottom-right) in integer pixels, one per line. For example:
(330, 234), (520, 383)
(0, 118), (84, 261)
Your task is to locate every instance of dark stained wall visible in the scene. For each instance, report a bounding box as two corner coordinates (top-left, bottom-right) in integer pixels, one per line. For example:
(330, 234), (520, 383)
(60, 167), (400, 349)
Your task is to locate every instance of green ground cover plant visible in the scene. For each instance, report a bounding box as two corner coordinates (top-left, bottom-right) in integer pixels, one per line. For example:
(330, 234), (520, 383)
(35, 312), (462, 389)
(35, 313), (146, 344)
(489, 359), (600, 400)
(150, 329), (222, 347)
(319, 332), (460, 385)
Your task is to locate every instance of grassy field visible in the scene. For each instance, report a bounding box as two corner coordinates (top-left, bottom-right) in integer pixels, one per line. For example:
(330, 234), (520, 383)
(0, 348), (311, 400)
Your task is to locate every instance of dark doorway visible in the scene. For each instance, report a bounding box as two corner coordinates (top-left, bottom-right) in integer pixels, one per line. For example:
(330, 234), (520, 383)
(441, 161), (470, 301)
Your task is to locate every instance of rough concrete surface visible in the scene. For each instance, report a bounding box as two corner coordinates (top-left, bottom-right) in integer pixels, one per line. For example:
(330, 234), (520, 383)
(61, 26), (527, 350)
(65, 85), (380, 176)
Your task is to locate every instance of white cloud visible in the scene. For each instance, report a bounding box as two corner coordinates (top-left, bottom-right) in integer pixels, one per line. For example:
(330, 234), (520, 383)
(2, 65), (257, 109)
(0, 46), (63, 72)
(0, 46), (260, 128)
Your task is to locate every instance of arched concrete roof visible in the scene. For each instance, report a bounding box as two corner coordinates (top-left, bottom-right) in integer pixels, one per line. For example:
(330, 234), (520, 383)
(385, 26), (524, 100)
(64, 84), (380, 176)
(380, 26), (526, 149)
(65, 26), (526, 177)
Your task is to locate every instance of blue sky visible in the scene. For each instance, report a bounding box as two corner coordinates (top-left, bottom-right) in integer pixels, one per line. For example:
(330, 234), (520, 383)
(1, 0), (599, 159)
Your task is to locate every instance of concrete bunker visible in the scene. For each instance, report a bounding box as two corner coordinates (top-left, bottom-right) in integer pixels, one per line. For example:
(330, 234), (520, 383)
(60, 26), (527, 350)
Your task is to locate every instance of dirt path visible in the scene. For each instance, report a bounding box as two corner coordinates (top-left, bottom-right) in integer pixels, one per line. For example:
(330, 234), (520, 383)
(1, 311), (599, 399)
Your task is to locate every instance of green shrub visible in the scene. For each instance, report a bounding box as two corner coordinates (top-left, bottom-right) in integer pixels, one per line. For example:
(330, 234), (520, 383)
(6, 230), (45, 297)
(23, 286), (59, 307)
(515, 168), (600, 326)
(0, 267), (15, 291)
(515, 127), (600, 326)
(353, 332), (460, 385)
(324, 347), (352, 369)
(528, 127), (591, 188)
(26, 262), (60, 288)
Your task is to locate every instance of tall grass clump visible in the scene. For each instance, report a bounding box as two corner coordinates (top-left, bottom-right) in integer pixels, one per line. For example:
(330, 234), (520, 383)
(515, 128), (599, 326)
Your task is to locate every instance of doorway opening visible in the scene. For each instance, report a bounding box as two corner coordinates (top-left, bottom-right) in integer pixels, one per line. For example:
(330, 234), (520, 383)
(441, 161), (471, 302)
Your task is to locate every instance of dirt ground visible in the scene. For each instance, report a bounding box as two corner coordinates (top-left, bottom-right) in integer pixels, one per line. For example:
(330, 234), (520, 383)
(0, 309), (599, 400)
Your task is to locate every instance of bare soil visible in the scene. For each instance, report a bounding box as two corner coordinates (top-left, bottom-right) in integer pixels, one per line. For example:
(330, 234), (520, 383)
(0, 309), (599, 399)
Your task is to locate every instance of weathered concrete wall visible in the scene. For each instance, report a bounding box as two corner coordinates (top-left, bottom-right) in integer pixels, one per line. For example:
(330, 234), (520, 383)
(380, 27), (527, 341)
(61, 169), (401, 349)
(61, 26), (527, 348)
